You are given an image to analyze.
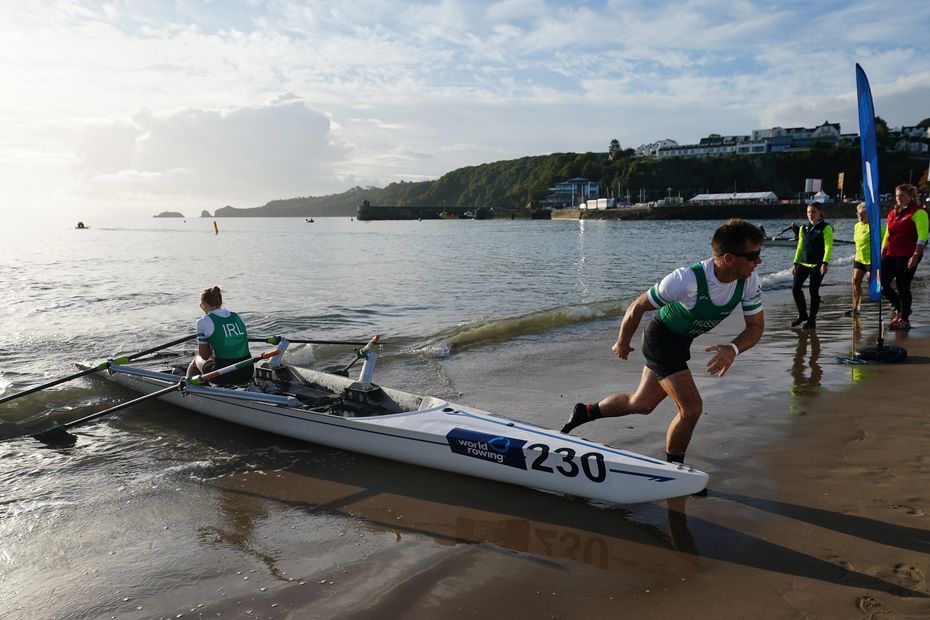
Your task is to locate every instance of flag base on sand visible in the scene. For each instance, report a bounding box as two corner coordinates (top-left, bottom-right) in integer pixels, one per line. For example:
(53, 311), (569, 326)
(836, 345), (907, 364)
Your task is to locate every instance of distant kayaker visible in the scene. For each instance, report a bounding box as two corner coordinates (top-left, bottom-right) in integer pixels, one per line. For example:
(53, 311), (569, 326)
(562, 219), (765, 467)
(790, 203), (833, 330)
(187, 286), (253, 385)
(76, 221), (86, 229)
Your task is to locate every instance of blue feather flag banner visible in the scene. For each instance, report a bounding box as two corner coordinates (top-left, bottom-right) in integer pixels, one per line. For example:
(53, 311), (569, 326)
(856, 63), (882, 301)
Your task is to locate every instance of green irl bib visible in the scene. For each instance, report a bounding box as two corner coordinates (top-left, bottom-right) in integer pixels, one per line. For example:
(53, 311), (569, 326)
(658, 263), (744, 337)
(207, 311), (249, 359)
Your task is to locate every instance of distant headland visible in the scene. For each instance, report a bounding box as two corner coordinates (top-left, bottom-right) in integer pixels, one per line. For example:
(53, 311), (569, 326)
(153, 211), (185, 218)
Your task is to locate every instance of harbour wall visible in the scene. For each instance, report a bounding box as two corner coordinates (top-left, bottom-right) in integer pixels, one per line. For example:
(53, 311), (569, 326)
(551, 201), (876, 221)
(356, 205), (551, 220)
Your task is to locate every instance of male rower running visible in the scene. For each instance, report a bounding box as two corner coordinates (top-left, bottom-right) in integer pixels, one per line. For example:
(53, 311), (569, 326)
(561, 219), (765, 465)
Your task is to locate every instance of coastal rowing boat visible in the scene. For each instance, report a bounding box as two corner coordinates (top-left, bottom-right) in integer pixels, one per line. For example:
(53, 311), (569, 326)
(79, 340), (708, 504)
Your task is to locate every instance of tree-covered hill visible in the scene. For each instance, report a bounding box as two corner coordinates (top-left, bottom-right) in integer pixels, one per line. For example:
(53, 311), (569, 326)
(214, 144), (929, 217)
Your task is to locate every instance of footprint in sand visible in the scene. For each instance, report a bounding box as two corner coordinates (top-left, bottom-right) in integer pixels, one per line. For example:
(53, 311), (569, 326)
(893, 563), (927, 593)
(856, 595), (890, 619)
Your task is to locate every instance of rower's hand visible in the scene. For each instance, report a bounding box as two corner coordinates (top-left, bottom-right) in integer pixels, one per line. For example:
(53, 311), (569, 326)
(820, 263), (829, 276)
(612, 341), (633, 360)
(705, 344), (737, 377)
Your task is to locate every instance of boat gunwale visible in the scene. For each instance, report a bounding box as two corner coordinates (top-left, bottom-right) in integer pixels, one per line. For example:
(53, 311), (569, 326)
(97, 362), (689, 469)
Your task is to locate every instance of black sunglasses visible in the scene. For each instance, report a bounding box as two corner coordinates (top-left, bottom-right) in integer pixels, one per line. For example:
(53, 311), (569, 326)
(729, 249), (761, 261)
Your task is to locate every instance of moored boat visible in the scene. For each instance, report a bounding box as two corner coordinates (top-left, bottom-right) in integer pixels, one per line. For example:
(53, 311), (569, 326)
(80, 340), (708, 504)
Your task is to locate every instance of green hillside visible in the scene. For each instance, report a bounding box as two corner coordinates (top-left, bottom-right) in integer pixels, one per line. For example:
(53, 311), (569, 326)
(215, 144), (929, 217)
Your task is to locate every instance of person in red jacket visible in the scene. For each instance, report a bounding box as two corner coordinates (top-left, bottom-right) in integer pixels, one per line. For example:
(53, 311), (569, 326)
(881, 184), (928, 330)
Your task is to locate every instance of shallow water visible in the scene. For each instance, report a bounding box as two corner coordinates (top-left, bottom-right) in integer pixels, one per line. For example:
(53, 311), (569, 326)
(0, 214), (886, 618)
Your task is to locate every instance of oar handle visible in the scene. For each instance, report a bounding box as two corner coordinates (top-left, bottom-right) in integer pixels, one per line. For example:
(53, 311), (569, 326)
(118, 334), (198, 364)
(188, 348), (281, 385)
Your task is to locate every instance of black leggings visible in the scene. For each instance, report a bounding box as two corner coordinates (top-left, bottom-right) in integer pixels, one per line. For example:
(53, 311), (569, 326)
(880, 255), (919, 319)
(792, 264), (824, 319)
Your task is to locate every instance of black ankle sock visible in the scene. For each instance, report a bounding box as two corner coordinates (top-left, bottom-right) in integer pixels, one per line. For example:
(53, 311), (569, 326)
(666, 452), (685, 464)
(588, 402), (601, 420)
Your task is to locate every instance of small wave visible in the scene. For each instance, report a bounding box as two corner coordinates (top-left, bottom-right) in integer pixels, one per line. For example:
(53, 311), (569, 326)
(759, 254), (854, 291)
(417, 300), (627, 357)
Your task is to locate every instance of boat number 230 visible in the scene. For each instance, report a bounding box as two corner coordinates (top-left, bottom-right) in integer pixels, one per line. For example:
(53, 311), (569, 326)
(526, 443), (606, 483)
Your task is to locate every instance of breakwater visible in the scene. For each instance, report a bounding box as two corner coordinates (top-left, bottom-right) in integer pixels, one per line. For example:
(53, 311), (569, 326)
(551, 201), (873, 221)
(357, 201), (887, 222)
(356, 204), (551, 220)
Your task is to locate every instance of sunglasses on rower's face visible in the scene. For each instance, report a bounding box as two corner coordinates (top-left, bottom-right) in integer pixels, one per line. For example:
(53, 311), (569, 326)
(729, 249), (761, 261)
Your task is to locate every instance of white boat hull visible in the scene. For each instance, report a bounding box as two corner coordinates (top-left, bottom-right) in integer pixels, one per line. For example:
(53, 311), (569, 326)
(94, 362), (708, 504)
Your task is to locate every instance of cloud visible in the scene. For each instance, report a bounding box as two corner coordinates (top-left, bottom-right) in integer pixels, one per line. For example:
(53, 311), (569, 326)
(0, 0), (928, 217)
(74, 100), (349, 208)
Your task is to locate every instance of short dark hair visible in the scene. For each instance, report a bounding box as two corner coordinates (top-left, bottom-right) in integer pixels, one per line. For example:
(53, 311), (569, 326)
(711, 218), (765, 257)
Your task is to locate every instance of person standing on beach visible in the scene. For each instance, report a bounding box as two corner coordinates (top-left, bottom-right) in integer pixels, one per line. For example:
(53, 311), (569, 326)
(881, 183), (928, 330)
(790, 202), (833, 330)
(848, 202), (878, 317)
(561, 219), (765, 466)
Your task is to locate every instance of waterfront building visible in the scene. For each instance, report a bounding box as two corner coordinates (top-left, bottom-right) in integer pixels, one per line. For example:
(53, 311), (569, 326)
(688, 191), (779, 205)
(545, 177), (600, 208)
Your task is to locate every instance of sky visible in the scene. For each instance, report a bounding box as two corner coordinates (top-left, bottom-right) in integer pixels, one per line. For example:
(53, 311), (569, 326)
(2, 1), (929, 219)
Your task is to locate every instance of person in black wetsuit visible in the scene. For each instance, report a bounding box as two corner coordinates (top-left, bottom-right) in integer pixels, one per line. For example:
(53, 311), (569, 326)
(790, 203), (833, 330)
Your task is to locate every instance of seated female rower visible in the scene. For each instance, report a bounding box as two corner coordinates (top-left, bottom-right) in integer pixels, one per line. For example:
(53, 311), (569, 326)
(187, 286), (253, 385)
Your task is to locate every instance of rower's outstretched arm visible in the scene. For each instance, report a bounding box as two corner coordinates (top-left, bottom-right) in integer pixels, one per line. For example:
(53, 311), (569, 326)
(612, 292), (654, 360)
(706, 311), (764, 377)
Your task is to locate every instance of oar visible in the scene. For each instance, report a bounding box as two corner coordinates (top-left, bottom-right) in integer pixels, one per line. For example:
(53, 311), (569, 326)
(0, 334), (197, 406)
(334, 335), (381, 376)
(249, 336), (369, 346)
(5, 348), (280, 443)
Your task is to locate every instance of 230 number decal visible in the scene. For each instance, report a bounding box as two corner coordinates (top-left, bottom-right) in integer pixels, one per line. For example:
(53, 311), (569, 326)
(526, 443), (606, 483)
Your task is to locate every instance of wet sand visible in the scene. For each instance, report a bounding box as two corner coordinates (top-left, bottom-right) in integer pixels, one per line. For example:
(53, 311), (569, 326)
(3, 281), (929, 619)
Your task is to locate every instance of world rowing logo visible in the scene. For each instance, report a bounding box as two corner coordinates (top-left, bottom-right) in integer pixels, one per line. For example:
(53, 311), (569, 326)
(446, 428), (527, 469)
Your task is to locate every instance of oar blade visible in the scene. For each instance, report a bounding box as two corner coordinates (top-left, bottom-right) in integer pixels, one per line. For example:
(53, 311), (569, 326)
(0, 416), (75, 447)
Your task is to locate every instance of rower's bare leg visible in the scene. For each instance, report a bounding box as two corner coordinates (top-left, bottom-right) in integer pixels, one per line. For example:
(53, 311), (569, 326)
(562, 366), (667, 433)
(598, 366), (668, 417)
(657, 369), (703, 459)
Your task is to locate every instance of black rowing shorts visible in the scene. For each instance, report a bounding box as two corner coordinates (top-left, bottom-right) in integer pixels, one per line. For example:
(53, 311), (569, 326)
(641, 317), (694, 380)
(203, 356), (253, 386)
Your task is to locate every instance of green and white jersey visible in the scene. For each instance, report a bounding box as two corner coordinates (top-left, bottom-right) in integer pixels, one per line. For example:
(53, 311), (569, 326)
(647, 258), (762, 337)
(196, 309), (250, 360)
